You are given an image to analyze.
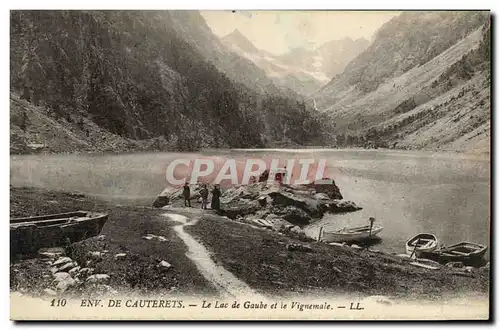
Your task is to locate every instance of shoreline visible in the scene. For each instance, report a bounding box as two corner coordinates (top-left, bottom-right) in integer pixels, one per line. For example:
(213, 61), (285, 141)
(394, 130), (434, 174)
(10, 186), (489, 301)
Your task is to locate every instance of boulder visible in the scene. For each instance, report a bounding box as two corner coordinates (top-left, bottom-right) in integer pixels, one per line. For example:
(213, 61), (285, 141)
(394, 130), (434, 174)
(86, 274), (111, 284)
(78, 268), (94, 278)
(68, 266), (81, 277)
(220, 199), (261, 219)
(152, 195), (170, 208)
(319, 200), (362, 213)
(278, 206), (312, 226)
(268, 191), (320, 216)
(221, 185), (259, 204)
(305, 178), (343, 200)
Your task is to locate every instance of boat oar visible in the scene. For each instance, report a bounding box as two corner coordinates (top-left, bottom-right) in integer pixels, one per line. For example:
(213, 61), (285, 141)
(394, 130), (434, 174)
(318, 226), (324, 242)
(368, 217), (375, 240)
(409, 239), (420, 260)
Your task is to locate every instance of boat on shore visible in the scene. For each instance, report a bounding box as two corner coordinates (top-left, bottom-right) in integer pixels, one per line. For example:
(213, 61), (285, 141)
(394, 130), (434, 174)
(405, 233), (439, 257)
(320, 224), (383, 243)
(10, 211), (108, 256)
(418, 241), (488, 265)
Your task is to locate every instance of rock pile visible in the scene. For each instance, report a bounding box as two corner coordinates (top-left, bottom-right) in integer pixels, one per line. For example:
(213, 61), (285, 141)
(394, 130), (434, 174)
(213, 180), (361, 241)
(36, 246), (120, 297)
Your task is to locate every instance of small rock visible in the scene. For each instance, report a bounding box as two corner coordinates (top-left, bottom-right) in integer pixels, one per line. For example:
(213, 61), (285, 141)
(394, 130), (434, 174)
(52, 257), (72, 267)
(58, 262), (77, 272)
(96, 235), (106, 241)
(86, 274), (111, 284)
(68, 266), (81, 277)
(53, 272), (71, 283)
(328, 242), (346, 247)
(286, 243), (313, 253)
(446, 261), (465, 268)
(43, 288), (57, 296)
(56, 277), (77, 292)
(158, 260), (172, 270)
(464, 266), (475, 273)
(350, 244), (362, 250)
(78, 268), (94, 278)
(313, 193), (330, 200)
(142, 234), (157, 240)
(114, 253), (127, 260)
(156, 236), (168, 242)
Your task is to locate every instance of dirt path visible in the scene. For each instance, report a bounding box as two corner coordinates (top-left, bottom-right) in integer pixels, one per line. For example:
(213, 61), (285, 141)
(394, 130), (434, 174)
(163, 211), (265, 299)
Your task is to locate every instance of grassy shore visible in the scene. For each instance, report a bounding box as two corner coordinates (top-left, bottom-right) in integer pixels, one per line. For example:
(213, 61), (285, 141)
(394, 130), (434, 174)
(10, 186), (489, 300)
(10, 186), (217, 298)
(186, 214), (489, 300)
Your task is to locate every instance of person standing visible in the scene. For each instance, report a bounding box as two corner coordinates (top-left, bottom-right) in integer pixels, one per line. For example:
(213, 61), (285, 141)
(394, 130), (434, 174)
(200, 184), (209, 210)
(211, 184), (221, 212)
(182, 182), (191, 207)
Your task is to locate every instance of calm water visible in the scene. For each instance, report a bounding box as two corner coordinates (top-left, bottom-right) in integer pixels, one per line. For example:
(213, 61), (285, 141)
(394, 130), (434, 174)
(10, 149), (490, 254)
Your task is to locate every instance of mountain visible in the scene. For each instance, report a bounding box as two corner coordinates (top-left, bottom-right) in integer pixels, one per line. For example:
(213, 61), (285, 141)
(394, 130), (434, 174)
(10, 10), (326, 154)
(311, 11), (490, 153)
(220, 29), (327, 96)
(277, 37), (370, 80)
(222, 29), (260, 54)
(220, 31), (369, 96)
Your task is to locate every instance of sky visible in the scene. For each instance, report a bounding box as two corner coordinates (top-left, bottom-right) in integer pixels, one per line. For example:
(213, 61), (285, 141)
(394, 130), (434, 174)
(201, 11), (400, 55)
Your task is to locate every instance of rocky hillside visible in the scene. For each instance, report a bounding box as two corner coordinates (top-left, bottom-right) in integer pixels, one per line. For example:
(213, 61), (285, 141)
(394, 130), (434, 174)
(221, 31), (369, 96)
(10, 10), (327, 154)
(312, 11), (490, 154)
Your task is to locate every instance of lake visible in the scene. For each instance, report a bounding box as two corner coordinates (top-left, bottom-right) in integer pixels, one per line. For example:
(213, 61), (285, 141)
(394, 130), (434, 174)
(10, 148), (490, 255)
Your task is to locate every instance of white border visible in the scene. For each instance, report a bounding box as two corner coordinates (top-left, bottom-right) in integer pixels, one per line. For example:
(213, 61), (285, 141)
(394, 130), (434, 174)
(2, 1), (497, 329)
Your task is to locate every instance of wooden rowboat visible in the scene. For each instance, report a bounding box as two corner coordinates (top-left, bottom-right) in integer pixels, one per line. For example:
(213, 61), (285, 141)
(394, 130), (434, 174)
(10, 211), (108, 256)
(321, 225), (383, 243)
(418, 241), (488, 265)
(405, 233), (439, 257)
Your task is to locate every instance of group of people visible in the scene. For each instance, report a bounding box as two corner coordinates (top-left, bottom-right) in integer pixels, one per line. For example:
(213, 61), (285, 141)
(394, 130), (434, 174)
(182, 182), (221, 211)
